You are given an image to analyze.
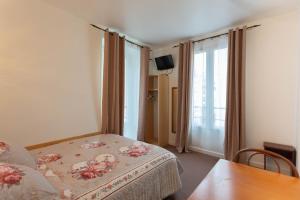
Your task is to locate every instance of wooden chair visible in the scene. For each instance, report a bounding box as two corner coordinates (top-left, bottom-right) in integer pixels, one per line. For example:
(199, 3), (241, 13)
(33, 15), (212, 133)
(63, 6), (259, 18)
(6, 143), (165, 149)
(233, 148), (299, 178)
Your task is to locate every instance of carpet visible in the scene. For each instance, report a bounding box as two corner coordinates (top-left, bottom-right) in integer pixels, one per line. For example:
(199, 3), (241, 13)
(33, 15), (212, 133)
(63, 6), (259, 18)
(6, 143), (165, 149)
(165, 146), (219, 200)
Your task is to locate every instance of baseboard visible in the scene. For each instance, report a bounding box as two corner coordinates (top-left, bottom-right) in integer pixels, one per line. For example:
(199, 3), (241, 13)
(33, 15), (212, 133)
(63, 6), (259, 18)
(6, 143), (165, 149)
(189, 146), (224, 159)
(26, 132), (101, 150)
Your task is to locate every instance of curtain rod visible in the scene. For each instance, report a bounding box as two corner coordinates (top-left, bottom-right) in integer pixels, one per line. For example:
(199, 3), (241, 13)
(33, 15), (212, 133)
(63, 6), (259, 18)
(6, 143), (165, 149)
(91, 24), (146, 49)
(173, 24), (261, 48)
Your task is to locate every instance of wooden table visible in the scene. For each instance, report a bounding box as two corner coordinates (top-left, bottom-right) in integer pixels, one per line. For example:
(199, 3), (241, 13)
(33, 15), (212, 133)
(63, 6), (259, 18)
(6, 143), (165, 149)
(188, 159), (300, 200)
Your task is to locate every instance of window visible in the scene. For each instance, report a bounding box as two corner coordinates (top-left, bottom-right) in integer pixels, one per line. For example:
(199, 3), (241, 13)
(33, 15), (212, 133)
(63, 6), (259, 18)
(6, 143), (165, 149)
(124, 42), (141, 140)
(189, 36), (228, 155)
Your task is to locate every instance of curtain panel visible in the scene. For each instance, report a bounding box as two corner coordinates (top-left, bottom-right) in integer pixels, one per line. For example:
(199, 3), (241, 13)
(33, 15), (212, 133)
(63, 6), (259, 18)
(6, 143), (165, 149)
(137, 47), (150, 141)
(101, 32), (125, 135)
(176, 41), (193, 153)
(224, 27), (247, 160)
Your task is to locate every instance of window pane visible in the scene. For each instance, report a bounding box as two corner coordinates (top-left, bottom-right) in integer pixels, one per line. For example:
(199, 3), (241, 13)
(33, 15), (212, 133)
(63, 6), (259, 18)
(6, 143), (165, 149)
(214, 48), (227, 129)
(192, 52), (206, 126)
(124, 42), (141, 140)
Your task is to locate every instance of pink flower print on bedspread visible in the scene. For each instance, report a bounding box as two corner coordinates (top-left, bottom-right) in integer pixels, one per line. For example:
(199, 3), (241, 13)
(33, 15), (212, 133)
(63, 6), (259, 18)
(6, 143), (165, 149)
(0, 163), (25, 187)
(71, 154), (117, 180)
(119, 142), (151, 157)
(80, 141), (106, 149)
(0, 142), (9, 155)
(37, 153), (62, 165)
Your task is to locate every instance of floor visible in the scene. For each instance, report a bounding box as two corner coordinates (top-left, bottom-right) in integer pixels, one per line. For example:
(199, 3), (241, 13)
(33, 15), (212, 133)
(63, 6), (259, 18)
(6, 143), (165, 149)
(165, 146), (219, 200)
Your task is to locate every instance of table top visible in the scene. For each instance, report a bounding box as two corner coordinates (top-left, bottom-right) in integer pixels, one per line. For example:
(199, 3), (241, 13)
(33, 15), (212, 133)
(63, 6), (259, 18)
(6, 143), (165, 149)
(188, 159), (300, 200)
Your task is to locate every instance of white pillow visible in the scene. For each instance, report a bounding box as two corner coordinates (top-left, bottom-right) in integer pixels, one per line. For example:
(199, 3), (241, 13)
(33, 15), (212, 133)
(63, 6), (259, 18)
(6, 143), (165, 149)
(0, 141), (36, 169)
(0, 162), (59, 200)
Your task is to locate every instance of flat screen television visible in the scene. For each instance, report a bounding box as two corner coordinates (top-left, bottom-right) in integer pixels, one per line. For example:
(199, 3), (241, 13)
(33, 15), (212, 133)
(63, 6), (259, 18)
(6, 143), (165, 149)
(155, 55), (174, 70)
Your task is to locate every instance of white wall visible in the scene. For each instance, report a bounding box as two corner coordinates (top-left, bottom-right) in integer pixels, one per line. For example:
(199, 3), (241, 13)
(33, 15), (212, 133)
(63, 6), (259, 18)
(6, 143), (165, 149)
(0, 0), (103, 146)
(245, 11), (299, 153)
(245, 11), (300, 171)
(150, 47), (179, 145)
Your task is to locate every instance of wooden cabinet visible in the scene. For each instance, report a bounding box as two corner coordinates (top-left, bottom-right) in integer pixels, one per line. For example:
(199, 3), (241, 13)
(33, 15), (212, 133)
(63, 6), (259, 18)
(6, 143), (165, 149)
(145, 75), (169, 147)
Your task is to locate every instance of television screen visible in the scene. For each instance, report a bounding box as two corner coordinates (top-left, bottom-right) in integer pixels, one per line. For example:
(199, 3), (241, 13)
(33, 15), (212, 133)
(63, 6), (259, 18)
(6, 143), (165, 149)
(155, 55), (174, 70)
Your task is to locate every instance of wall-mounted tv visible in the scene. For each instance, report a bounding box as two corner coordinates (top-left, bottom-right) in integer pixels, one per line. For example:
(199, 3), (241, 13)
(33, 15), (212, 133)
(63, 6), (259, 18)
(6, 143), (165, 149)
(155, 55), (174, 70)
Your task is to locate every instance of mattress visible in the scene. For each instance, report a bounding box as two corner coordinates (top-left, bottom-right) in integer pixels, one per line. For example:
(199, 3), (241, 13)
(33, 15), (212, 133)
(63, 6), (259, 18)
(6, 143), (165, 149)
(30, 134), (182, 200)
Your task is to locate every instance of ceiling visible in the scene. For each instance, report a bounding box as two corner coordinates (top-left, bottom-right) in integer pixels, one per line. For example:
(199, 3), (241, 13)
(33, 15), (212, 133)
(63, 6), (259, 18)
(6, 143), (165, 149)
(42, 0), (299, 47)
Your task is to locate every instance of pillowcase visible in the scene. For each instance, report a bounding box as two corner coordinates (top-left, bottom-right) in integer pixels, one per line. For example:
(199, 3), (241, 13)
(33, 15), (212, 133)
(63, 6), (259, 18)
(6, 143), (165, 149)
(0, 141), (36, 169)
(0, 162), (60, 200)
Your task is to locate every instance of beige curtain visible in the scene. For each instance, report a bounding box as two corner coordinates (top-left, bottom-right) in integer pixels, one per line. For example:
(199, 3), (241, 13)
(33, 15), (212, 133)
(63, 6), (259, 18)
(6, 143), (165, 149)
(137, 47), (150, 141)
(101, 32), (125, 135)
(224, 27), (247, 160)
(176, 41), (193, 153)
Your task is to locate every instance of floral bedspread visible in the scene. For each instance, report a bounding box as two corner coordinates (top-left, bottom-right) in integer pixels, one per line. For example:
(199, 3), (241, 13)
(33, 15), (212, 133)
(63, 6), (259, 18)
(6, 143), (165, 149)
(30, 134), (181, 200)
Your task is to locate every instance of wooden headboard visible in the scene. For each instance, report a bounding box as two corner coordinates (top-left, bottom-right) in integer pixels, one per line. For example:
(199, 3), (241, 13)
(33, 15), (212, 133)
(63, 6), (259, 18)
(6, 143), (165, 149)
(26, 132), (101, 150)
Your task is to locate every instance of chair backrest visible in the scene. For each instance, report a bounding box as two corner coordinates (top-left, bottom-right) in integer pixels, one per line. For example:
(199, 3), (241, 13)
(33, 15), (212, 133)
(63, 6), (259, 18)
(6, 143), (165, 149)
(233, 148), (299, 178)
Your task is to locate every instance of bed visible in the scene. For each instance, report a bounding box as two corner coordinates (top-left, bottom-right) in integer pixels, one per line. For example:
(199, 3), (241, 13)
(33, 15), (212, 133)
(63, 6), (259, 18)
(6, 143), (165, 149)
(29, 134), (182, 200)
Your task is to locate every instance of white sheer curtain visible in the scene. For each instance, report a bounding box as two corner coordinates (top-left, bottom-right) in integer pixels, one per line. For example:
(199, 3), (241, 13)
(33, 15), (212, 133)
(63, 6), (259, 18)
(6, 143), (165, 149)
(189, 36), (228, 156)
(124, 42), (141, 140)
